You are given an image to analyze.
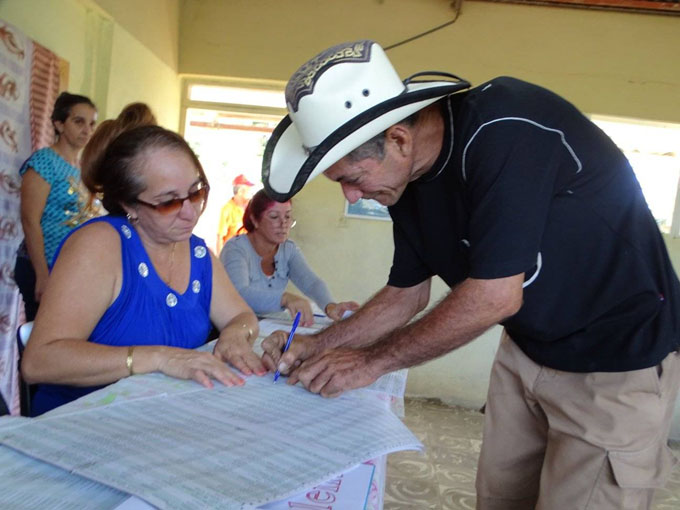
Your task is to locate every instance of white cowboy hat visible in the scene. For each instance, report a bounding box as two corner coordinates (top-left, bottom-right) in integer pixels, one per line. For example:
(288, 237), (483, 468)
(262, 39), (470, 201)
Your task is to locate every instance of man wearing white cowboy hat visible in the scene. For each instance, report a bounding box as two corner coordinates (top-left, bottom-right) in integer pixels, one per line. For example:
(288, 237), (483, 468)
(261, 39), (680, 509)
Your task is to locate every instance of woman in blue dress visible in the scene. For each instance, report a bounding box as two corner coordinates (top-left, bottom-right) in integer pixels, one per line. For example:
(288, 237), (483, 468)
(21, 124), (266, 415)
(16, 92), (98, 320)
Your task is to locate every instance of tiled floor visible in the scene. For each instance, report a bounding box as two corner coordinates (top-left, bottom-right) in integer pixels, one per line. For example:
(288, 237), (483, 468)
(384, 397), (680, 510)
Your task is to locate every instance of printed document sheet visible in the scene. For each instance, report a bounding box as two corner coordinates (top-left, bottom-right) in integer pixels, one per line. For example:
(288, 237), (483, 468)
(0, 371), (420, 509)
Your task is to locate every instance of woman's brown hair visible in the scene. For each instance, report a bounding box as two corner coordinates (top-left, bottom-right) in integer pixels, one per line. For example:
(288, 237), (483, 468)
(87, 125), (208, 216)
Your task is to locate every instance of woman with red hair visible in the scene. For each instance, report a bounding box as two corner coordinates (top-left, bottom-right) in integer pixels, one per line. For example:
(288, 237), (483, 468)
(220, 190), (358, 326)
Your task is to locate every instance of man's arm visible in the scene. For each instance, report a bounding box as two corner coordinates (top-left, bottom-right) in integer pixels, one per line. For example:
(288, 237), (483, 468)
(317, 279), (431, 350)
(290, 274), (524, 397)
(262, 279), (431, 372)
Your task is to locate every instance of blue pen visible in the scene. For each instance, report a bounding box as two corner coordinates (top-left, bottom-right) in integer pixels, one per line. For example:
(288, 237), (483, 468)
(274, 311), (301, 382)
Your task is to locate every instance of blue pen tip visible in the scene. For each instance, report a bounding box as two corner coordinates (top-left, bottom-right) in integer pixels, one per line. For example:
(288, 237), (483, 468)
(274, 312), (301, 384)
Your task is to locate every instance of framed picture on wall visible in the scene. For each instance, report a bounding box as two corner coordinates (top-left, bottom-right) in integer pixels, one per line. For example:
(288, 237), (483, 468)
(344, 198), (391, 221)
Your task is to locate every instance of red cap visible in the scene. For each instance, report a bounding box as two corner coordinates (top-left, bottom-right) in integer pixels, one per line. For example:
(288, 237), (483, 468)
(232, 173), (255, 186)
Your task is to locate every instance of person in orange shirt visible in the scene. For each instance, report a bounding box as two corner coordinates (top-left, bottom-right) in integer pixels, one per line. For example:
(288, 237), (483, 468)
(217, 174), (254, 253)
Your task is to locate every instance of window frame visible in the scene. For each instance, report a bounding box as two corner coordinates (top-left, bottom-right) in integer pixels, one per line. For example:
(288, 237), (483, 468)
(179, 76), (288, 140)
(590, 113), (680, 237)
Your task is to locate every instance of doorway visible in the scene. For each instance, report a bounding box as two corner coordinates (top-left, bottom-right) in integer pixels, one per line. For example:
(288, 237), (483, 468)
(180, 79), (285, 253)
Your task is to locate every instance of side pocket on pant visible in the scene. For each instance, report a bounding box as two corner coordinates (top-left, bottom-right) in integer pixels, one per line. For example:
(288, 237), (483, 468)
(608, 440), (678, 489)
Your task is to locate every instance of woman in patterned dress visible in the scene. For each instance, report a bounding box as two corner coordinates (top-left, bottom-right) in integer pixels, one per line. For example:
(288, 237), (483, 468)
(15, 92), (97, 320)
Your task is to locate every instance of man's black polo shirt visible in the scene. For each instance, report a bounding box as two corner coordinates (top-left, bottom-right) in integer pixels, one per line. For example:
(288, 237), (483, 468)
(387, 77), (680, 372)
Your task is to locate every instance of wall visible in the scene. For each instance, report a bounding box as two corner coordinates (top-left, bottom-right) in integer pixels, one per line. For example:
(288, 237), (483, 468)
(181, 0), (680, 436)
(0, 0), (181, 128)
(180, 0), (680, 123)
(91, 0), (179, 70)
(92, 0), (180, 127)
(105, 19), (180, 129)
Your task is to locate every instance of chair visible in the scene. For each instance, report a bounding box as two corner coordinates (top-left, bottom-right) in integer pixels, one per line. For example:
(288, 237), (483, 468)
(16, 321), (34, 416)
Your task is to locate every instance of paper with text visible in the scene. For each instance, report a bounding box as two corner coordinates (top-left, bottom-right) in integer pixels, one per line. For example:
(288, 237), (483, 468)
(112, 463), (375, 510)
(0, 445), (128, 509)
(258, 462), (374, 510)
(0, 374), (420, 510)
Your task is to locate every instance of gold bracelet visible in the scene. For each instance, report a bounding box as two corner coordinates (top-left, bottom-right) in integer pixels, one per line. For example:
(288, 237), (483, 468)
(126, 346), (134, 376)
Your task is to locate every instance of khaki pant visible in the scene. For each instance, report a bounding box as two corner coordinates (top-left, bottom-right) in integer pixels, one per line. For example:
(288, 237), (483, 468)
(476, 331), (680, 510)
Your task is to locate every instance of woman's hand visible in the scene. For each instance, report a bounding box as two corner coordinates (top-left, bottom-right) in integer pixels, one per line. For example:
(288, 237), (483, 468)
(325, 301), (360, 321)
(280, 291), (314, 326)
(155, 346), (245, 388)
(260, 330), (319, 374)
(213, 323), (267, 377)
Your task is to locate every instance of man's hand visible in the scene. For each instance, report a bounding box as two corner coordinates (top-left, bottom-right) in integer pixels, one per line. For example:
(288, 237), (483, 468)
(260, 331), (320, 373)
(288, 348), (381, 398)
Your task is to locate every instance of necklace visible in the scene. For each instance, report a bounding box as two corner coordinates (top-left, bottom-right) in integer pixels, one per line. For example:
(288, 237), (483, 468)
(164, 242), (177, 286)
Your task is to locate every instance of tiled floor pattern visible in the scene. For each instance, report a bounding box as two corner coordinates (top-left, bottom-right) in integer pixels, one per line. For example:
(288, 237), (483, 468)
(384, 397), (680, 509)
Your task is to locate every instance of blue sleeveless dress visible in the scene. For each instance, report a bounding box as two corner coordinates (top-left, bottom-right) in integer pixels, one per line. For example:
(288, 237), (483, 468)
(31, 215), (213, 416)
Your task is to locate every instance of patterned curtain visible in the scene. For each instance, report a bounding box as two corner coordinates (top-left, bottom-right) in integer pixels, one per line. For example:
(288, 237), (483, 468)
(29, 43), (60, 152)
(0, 20), (61, 414)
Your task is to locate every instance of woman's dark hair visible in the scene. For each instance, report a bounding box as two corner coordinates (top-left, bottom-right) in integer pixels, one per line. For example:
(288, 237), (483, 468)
(87, 125), (208, 216)
(242, 189), (290, 233)
(51, 92), (96, 137)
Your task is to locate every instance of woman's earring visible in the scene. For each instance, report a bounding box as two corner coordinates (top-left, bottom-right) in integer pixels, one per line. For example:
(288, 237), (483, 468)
(126, 213), (138, 223)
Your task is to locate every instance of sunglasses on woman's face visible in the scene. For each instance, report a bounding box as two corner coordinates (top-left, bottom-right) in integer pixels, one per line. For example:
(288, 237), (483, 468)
(135, 184), (209, 215)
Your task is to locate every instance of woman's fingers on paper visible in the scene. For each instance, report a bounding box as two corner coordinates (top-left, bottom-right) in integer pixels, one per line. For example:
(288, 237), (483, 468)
(228, 349), (266, 377)
(242, 351), (267, 376)
(204, 357), (245, 387)
(228, 354), (251, 376)
(192, 369), (213, 389)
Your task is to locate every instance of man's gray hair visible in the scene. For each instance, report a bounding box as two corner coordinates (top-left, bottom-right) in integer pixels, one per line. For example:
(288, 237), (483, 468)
(346, 131), (386, 162)
(345, 111), (420, 162)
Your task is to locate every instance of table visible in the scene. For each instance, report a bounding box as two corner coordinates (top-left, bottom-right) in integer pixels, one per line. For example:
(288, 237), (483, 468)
(0, 317), (412, 510)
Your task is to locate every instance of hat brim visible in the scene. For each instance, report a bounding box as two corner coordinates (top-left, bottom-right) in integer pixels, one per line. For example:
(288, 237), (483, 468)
(263, 79), (469, 202)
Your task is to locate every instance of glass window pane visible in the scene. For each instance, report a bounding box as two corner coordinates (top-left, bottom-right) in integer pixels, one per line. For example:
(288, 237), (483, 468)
(189, 84), (286, 108)
(591, 115), (680, 234)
